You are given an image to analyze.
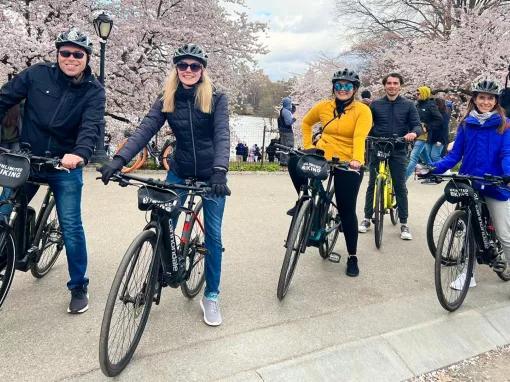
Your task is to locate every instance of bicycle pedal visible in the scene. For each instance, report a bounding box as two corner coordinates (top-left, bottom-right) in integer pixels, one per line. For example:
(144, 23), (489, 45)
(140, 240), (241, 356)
(328, 252), (341, 263)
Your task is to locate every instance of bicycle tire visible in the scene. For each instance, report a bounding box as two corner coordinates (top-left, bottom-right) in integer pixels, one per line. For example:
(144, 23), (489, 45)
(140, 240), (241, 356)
(434, 210), (474, 312)
(162, 144), (172, 171)
(30, 197), (64, 278)
(277, 199), (311, 300)
(0, 231), (16, 308)
(374, 177), (385, 249)
(99, 230), (158, 377)
(318, 189), (340, 259)
(115, 139), (148, 174)
(181, 200), (206, 298)
(426, 194), (457, 258)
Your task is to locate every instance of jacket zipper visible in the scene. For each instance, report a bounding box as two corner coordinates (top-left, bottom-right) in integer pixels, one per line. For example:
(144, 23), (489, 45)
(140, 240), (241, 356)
(46, 84), (70, 154)
(188, 100), (198, 176)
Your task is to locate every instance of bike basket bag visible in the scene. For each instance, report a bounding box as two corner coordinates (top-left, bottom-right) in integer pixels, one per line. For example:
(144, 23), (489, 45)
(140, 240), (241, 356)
(0, 153), (30, 188)
(296, 154), (329, 180)
(443, 179), (475, 203)
(137, 186), (179, 213)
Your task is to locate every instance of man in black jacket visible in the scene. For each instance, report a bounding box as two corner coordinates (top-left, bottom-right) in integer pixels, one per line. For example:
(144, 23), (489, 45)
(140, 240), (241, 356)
(358, 73), (421, 240)
(0, 28), (105, 314)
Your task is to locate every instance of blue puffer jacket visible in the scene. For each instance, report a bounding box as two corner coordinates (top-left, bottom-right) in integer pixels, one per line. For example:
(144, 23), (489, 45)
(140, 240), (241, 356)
(432, 113), (510, 200)
(117, 85), (230, 180)
(0, 63), (105, 162)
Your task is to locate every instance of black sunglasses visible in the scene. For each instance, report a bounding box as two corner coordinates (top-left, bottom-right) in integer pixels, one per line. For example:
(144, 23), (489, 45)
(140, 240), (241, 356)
(59, 50), (86, 59)
(175, 62), (203, 73)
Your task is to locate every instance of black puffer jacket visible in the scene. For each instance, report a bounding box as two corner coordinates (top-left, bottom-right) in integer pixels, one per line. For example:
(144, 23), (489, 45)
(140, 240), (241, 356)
(369, 95), (422, 150)
(416, 99), (445, 144)
(0, 62), (105, 162)
(117, 85), (230, 180)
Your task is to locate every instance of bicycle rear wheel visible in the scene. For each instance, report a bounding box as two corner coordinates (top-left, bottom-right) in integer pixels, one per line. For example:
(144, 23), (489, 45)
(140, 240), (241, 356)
(374, 178), (385, 249)
(99, 230), (158, 377)
(277, 199), (311, 300)
(181, 201), (206, 298)
(318, 189), (340, 259)
(115, 139), (148, 174)
(30, 197), (64, 278)
(435, 210), (474, 312)
(0, 231), (16, 308)
(427, 194), (457, 258)
(162, 144), (173, 171)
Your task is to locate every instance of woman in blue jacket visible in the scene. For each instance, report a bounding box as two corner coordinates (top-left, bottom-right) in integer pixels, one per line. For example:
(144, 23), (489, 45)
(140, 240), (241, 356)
(431, 79), (510, 289)
(99, 44), (230, 326)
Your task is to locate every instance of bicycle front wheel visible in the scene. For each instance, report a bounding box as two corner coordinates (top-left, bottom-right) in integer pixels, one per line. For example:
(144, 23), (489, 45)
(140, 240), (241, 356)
(374, 177), (385, 249)
(277, 199), (311, 300)
(318, 189), (340, 259)
(30, 197), (64, 278)
(427, 194), (457, 258)
(0, 231), (16, 308)
(435, 210), (474, 312)
(181, 200), (206, 298)
(99, 230), (158, 377)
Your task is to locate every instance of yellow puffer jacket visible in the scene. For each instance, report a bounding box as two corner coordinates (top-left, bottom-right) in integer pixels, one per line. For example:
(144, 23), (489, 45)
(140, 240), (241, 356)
(302, 99), (373, 163)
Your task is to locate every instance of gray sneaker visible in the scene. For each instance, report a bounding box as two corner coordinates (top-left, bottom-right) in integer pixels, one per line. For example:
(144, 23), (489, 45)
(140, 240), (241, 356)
(200, 296), (222, 326)
(400, 224), (413, 240)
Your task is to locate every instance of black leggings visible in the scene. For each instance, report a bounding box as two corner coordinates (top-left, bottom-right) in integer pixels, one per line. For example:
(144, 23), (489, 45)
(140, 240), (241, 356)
(288, 156), (364, 255)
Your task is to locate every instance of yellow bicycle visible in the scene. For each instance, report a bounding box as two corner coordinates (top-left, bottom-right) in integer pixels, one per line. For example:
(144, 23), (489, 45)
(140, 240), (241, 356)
(366, 137), (405, 248)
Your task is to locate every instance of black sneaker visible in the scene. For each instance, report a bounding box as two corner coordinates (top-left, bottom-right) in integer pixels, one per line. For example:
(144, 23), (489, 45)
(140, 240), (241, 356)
(286, 204), (297, 216)
(68, 288), (89, 314)
(346, 255), (359, 277)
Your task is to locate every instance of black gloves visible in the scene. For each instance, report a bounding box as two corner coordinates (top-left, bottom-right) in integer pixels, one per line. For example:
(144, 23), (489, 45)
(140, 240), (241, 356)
(416, 167), (433, 179)
(209, 169), (231, 197)
(98, 156), (126, 185)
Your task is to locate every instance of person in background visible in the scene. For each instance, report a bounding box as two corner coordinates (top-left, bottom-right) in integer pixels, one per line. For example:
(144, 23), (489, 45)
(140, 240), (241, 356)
(277, 96), (295, 166)
(360, 90), (372, 106)
(0, 103), (22, 151)
(235, 141), (244, 162)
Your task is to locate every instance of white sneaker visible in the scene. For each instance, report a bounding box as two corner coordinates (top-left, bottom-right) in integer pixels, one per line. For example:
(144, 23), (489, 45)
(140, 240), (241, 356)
(358, 219), (371, 233)
(400, 225), (413, 240)
(450, 273), (476, 291)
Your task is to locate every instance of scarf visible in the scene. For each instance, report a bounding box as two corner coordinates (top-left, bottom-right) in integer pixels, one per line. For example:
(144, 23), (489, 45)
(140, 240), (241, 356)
(469, 110), (496, 125)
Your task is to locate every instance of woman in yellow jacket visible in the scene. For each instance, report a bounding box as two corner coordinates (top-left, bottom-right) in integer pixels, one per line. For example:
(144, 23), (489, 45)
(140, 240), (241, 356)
(288, 68), (372, 277)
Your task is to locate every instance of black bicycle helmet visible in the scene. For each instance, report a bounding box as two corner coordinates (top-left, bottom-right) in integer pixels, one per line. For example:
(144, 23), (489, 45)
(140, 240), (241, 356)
(332, 68), (360, 88)
(172, 44), (208, 68)
(471, 79), (501, 96)
(55, 27), (93, 55)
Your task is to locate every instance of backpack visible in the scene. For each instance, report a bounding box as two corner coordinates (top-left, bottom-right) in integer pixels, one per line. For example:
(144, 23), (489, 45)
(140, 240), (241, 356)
(501, 70), (510, 118)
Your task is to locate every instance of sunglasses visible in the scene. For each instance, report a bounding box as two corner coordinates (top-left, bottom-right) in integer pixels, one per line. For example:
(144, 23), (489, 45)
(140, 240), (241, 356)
(334, 82), (354, 92)
(58, 50), (86, 59)
(175, 62), (203, 73)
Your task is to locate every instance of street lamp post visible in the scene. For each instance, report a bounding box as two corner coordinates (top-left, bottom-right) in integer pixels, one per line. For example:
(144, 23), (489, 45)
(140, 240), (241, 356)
(90, 12), (113, 163)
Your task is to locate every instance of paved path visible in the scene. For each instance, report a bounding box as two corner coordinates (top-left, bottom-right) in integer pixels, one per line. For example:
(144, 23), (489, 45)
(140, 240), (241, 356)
(1, 171), (509, 381)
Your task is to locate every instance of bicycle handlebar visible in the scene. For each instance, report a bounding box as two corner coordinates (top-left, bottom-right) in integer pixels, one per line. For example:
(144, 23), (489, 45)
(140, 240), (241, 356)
(0, 146), (84, 170)
(108, 171), (212, 194)
(426, 172), (510, 187)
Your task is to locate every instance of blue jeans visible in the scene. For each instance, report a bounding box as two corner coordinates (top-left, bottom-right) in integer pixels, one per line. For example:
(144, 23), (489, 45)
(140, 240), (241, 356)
(426, 142), (444, 163)
(0, 168), (88, 290)
(405, 140), (431, 179)
(165, 171), (226, 299)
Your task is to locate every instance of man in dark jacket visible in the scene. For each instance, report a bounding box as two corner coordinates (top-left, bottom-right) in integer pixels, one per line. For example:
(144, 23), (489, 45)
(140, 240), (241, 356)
(358, 73), (421, 240)
(0, 27), (105, 314)
(277, 96), (295, 166)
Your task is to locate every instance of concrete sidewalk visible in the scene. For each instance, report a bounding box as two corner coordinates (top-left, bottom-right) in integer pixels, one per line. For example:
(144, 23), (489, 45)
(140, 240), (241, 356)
(1, 172), (509, 381)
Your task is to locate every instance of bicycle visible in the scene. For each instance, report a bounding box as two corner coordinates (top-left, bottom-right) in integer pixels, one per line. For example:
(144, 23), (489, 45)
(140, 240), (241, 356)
(366, 136), (405, 248)
(0, 147), (70, 308)
(98, 171), (209, 377)
(425, 172), (510, 311)
(114, 136), (175, 173)
(275, 144), (361, 300)
(426, 193), (457, 257)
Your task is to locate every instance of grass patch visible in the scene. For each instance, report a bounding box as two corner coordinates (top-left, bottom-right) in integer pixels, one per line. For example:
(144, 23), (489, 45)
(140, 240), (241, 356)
(228, 161), (283, 172)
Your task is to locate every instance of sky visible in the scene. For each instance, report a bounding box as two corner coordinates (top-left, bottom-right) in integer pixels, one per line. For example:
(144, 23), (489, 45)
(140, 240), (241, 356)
(239, 0), (350, 81)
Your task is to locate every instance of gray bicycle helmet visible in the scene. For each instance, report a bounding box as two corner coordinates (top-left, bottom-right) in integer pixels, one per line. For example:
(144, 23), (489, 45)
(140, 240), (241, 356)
(332, 68), (360, 87)
(55, 27), (93, 55)
(173, 44), (208, 68)
(471, 79), (501, 96)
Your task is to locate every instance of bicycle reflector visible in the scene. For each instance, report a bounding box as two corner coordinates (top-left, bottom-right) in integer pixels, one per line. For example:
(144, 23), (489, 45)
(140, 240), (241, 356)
(296, 154), (329, 180)
(0, 153), (30, 188)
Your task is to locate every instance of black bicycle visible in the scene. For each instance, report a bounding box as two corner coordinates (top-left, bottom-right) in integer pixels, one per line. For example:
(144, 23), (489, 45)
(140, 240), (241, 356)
(275, 144), (361, 300)
(0, 148), (69, 308)
(425, 172), (510, 311)
(98, 171), (209, 377)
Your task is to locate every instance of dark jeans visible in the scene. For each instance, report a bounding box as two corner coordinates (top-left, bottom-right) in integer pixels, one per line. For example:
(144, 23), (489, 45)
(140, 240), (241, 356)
(364, 150), (409, 224)
(279, 129), (294, 166)
(166, 171), (226, 299)
(288, 155), (364, 255)
(0, 168), (88, 290)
